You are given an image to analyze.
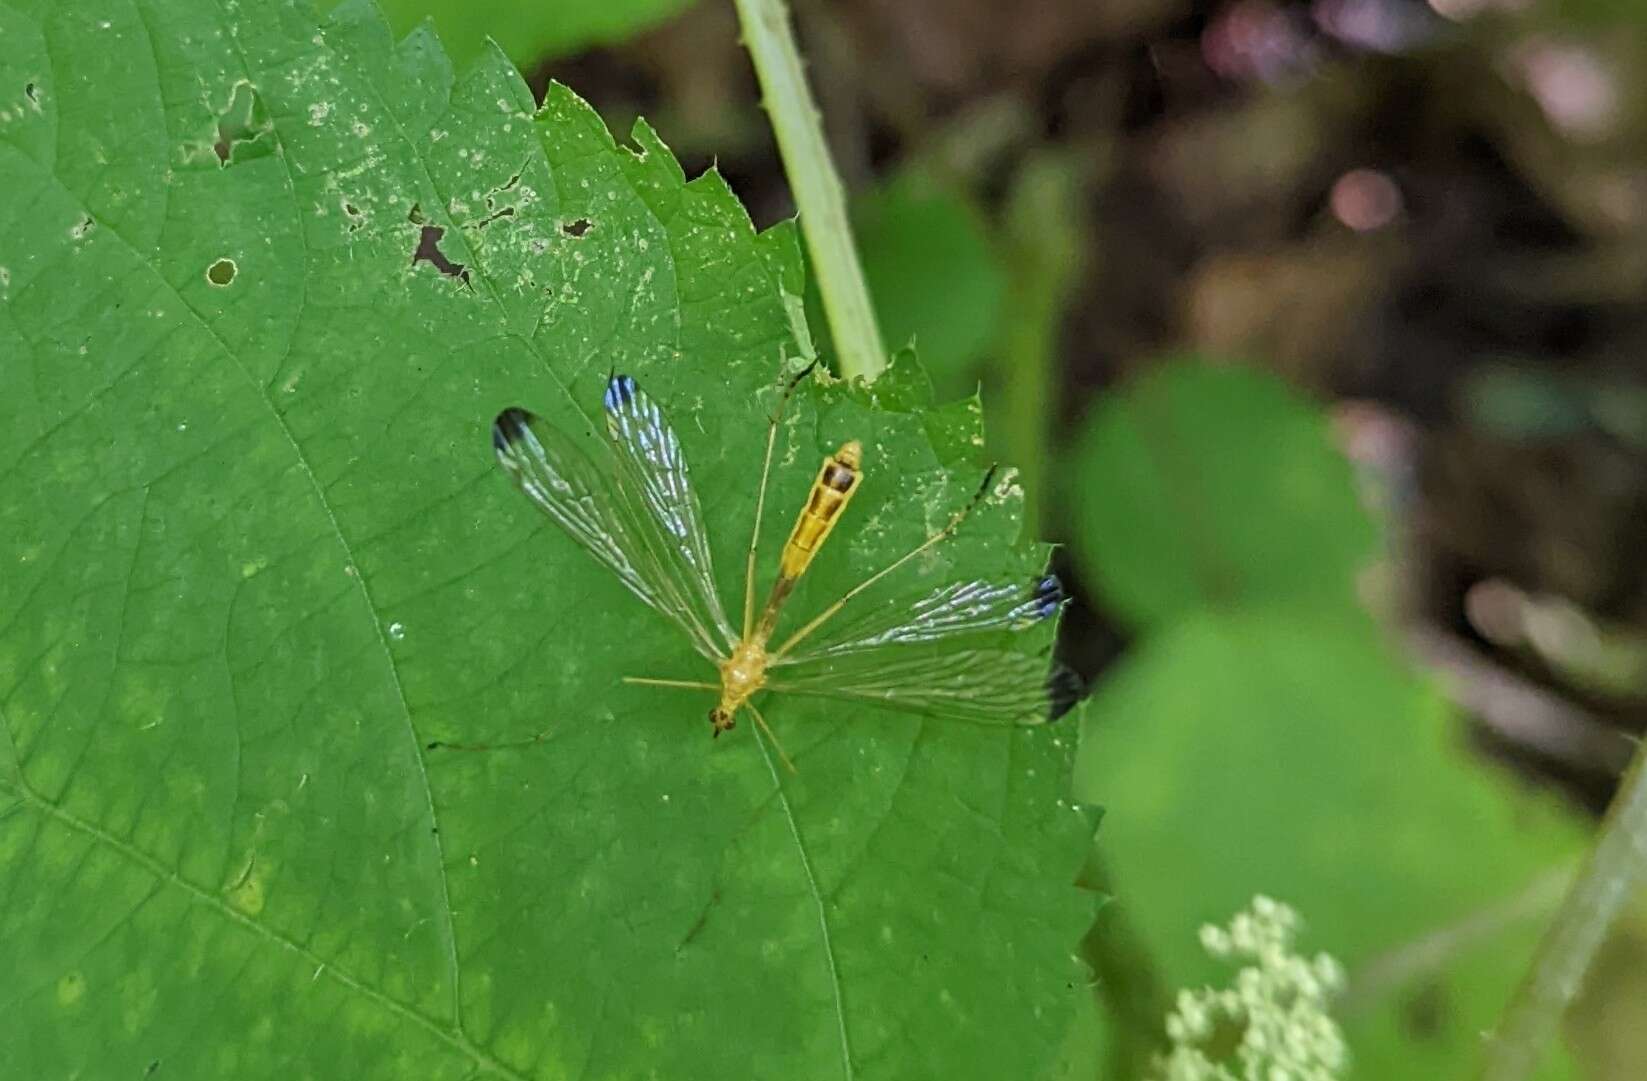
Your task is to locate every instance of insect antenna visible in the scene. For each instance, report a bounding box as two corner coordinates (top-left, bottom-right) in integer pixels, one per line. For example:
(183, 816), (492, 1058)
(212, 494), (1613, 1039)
(742, 358), (822, 638)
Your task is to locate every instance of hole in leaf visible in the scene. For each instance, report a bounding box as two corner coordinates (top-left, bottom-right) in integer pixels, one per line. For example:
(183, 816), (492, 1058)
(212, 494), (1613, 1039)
(69, 215), (95, 240)
(341, 201), (364, 233)
(206, 258), (237, 287)
(212, 81), (274, 167)
(474, 206), (515, 230)
(562, 218), (591, 238)
(406, 202), (426, 226)
(411, 224), (469, 285)
(24, 82), (38, 106)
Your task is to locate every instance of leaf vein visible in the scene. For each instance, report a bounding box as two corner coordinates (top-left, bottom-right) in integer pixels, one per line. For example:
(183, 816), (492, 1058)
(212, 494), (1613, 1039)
(8, 774), (531, 1081)
(753, 731), (856, 1081)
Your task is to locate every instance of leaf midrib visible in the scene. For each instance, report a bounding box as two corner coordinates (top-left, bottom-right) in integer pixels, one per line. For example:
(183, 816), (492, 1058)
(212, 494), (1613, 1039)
(8, 6), (860, 1075)
(753, 729), (856, 1081)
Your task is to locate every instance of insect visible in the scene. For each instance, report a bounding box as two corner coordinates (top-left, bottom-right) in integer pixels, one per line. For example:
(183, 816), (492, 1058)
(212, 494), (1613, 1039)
(491, 369), (1071, 766)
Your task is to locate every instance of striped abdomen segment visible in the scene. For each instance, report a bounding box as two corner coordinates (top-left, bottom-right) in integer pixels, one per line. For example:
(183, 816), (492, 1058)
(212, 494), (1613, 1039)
(779, 441), (863, 580)
(753, 440), (864, 642)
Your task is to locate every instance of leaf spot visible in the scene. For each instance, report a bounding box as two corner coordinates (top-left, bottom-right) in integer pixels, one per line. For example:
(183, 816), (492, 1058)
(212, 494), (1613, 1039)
(225, 852), (267, 915)
(56, 971), (86, 1007)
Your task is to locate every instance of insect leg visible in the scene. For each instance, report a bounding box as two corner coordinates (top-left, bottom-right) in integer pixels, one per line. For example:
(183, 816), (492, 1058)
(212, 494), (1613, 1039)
(623, 676), (721, 691)
(746, 701), (797, 774)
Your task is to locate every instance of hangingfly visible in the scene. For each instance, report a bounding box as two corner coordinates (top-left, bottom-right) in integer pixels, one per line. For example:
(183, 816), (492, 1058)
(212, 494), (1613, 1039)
(491, 370), (1072, 767)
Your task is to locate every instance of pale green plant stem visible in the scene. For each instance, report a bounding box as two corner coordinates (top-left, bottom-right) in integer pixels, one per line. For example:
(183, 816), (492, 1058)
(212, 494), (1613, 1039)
(1478, 743), (1647, 1081)
(998, 151), (1082, 531)
(731, 0), (886, 383)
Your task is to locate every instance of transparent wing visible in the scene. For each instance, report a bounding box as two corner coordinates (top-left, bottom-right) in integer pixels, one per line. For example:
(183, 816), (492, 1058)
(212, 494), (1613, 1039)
(601, 374), (737, 651)
(767, 646), (1080, 726)
(776, 574), (1066, 664)
(492, 406), (726, 661)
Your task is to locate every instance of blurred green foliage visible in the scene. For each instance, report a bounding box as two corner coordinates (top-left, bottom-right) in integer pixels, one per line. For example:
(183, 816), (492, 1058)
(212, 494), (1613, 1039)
(806, 171), (1002, 394)
(325, 0), (697, 65)
(1070, 362), (1378, 631)
(1551, 0), (1647, 25)
(1465, 362), (1647, 449)
(1069, 360), (1587, 1079)
(853, 172), (1006, 383)
(1077, 610), (1583, 1078)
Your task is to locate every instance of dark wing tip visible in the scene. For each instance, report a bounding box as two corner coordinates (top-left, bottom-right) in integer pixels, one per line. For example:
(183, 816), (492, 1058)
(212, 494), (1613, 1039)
(602, 373), (637, 413)
(1045, 663), (1087, 723)
(1032, 573), (1067, 620)
(492, 407), (535, 454)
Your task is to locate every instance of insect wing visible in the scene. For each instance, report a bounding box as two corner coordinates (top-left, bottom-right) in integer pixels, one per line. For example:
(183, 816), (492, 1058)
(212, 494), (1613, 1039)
(768, 646), (1073, 726)
(777, 574), (1065, 663)
(602, 375), (737, 649)
(492, 406), (724, 661)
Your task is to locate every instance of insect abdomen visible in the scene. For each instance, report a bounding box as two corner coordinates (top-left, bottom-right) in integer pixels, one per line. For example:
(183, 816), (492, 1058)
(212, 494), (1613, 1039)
(779, 442), (862, 580)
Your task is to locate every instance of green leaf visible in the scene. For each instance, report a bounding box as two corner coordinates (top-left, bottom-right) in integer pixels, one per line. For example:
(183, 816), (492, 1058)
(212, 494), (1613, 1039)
(1074, 611), (1587, 1080)
(0, 4), (1096, 1079)
(859, 174), (1004, 390)
(327, 0), (698, 65)
(1068, 360), (1378, 631)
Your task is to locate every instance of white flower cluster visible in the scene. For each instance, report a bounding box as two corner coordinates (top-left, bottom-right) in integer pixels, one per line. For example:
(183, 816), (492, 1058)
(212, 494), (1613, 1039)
(1151, 896), (1349, 1081)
